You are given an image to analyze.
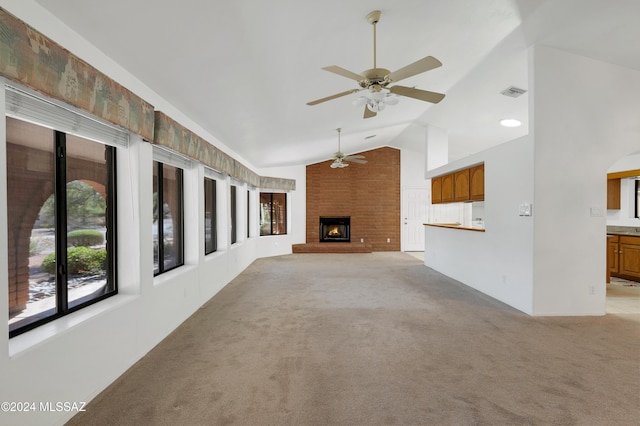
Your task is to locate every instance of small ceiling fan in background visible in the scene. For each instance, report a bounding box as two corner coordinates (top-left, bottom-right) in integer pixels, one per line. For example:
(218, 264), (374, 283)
(330, 128), (367, 168)
(307, 10), (445, 119)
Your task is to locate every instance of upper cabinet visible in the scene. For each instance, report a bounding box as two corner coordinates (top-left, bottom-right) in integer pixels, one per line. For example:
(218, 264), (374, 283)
(454, 169), (470, 201)
(607, 178), (621, 210)
(607, 169), (640, 210)
(441, 173), (455, 203)
(431, 176), (442, 204)
(469, 164), (485, 201)
(431, 163), (484, 204)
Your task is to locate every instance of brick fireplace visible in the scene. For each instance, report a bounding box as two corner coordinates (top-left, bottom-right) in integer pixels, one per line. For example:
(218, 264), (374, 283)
(295, 146), (400, 253)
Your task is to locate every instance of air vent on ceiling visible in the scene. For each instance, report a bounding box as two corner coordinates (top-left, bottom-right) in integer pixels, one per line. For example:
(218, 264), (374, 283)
(500, 86), (527, 98)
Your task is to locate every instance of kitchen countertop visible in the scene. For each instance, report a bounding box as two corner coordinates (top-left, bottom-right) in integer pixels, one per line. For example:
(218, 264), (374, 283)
(607, 226), (640, 236)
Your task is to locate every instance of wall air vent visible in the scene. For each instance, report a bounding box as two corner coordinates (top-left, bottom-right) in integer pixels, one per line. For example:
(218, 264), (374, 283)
(500, 86), (527, 98)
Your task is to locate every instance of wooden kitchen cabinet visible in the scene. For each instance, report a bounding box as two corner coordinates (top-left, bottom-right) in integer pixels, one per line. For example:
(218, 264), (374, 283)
(607, 235), (619, 282)
(454, 169), (470, 201)
(431, 176), (442, 204)
(607, 178), (621, 210)
(431, 163), (484, 204)
(441, 173), (454, 203)
(610, 234), (640, 282)
(619, 236), (640, 280)
(469, 164), (485, 201)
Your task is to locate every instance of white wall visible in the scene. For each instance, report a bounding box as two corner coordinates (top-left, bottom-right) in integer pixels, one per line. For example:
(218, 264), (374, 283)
(531, 46), (640, 315)
(401, 145), (429, 188)
(425, 125), (449, 172)
(425, 136), (535, 314)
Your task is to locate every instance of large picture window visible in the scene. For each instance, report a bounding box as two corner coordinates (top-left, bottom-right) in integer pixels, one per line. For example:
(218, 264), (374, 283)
(153, 162), (184, 275)
(7, 117), (117, 337)
(204, 177), (217, 254)
(260, 192), (287, 236)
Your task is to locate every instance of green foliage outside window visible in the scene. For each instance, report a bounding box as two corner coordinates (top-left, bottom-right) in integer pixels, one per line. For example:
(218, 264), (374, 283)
(41, 181), (106, 229)
(42, 247), (107, 276)
(67, 229), (104, 247)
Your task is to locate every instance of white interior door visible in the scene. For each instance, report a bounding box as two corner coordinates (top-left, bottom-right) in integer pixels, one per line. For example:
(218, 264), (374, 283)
(402, 187), (429, 251)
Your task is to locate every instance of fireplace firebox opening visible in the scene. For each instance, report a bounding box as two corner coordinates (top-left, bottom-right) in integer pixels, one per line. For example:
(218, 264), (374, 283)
(319, 217), (350, 242)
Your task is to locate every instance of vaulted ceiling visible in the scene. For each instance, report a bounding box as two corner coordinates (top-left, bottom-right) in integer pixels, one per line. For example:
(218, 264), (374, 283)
(30, 0), (640, 169)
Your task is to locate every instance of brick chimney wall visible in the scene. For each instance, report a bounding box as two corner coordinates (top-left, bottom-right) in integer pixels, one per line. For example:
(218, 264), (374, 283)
(305, 146), (400, 251)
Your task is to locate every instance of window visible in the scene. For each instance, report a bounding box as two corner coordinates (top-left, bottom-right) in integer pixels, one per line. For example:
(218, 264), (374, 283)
(204, 177), (217, 254)
(7, 117), (117, 337)
(636, 179), (640, 219)
(230, 185), (237, 244)
(260, 192), (287, 236)
(153, 162), (184, 275)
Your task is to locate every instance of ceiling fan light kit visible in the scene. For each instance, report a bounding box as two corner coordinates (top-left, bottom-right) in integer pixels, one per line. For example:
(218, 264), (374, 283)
(353, 87), (400, 112)
(307, 10), (445, 118)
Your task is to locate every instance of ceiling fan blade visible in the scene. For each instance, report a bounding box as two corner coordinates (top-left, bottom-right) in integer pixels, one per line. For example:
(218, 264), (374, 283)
(387, 56), (442, 83)
(345, 158), (367, 164)
(389, 85), (445, 104)
(307, 89), (359, 106)
(344, 154), (365, 159)
(322, 65), (365, 81)
(364, 106), (377, 119)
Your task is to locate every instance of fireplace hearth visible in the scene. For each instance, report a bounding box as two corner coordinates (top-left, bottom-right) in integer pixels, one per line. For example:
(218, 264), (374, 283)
(319, 217), (350, 242)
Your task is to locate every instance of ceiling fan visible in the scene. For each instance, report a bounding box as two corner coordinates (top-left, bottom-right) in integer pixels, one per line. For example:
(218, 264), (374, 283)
(330, 128), (367, 168)
(307, 10), (445, 119)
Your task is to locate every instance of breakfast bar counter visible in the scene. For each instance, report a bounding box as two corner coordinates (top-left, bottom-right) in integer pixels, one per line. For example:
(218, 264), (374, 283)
(424, 223), (485, 232)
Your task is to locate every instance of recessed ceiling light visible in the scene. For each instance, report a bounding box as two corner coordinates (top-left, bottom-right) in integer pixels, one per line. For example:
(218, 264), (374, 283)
(365, 134), (377, 139)
(500, 119), (522, 128)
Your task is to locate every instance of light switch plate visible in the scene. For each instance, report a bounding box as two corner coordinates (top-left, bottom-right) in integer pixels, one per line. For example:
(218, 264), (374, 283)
(519, 203), (532, 216)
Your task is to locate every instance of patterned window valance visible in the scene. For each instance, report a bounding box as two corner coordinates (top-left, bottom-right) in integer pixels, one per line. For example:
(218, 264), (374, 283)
(259, 177), (297, 191)
(0, 8), (154, 140)
(154, 111), (295, 191)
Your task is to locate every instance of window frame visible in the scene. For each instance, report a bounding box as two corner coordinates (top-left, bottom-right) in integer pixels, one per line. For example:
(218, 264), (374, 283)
(247, 189), (251, 239)
(153, 161), (185, 276)
(260, 192), (288, 236)
(230, 185), (237, 244)
(7, 119), (118, 338)
(204, 177), (217, 255)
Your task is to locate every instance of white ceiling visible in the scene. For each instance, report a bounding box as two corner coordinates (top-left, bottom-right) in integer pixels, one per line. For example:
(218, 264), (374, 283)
(32, 0), (640, 169)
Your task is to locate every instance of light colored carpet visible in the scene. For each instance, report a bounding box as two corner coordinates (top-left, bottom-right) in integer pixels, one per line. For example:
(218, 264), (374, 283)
(67, 252), (640, 426)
